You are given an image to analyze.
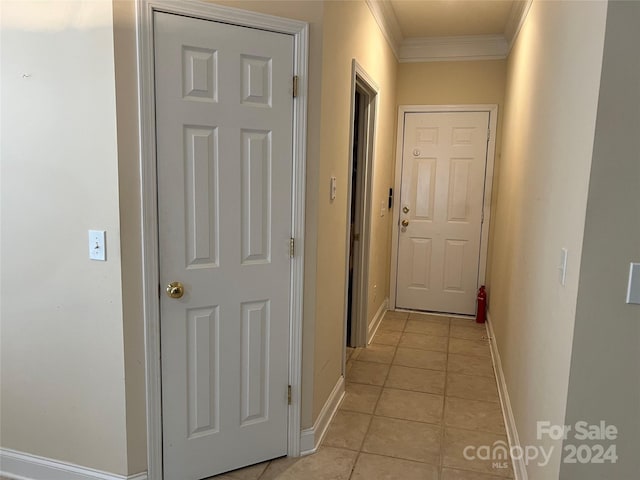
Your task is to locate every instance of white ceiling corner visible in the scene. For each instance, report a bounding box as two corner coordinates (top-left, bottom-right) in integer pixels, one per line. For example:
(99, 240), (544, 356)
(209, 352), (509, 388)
(504, 0), (533, 52)
(366, 0), (532, 63)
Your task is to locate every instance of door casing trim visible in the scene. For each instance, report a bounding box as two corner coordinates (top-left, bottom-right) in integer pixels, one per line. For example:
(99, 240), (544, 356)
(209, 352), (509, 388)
(343, 60), (379, 352)
(136, 2), (309, 478)
(389, 104), (498, 312)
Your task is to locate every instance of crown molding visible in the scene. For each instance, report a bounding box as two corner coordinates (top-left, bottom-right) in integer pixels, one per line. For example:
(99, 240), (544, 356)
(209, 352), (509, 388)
(504, 0), (533, 52)
(365, 0), (402, 59)
(399, 34), (508, 63)
(366, 0), (533, 63)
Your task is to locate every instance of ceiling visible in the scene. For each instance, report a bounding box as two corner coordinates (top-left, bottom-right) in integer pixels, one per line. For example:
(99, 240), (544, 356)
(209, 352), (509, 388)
(366, 0), (530, 62)
(389, 0), (515, 38)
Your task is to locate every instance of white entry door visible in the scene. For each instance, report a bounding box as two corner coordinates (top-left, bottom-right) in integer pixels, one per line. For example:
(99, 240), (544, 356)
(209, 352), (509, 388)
(396, 111), (490, 315)
(154, 12), (293, 480)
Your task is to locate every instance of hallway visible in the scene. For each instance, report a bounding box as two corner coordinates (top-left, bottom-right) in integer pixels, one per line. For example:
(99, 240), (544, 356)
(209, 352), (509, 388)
(212, 311), (513, 480)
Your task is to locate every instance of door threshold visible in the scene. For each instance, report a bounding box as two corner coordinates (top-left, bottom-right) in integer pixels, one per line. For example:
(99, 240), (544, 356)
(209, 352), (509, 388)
(392, 308), (474, 320)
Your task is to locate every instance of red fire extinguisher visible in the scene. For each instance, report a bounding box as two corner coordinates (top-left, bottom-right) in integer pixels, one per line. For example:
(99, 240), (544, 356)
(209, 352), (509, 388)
(476, 285), (487, 324)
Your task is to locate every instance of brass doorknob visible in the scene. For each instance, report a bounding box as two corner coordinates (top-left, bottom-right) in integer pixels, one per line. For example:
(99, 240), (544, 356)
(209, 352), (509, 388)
(401, 219), (409, 227)
(166, 281), (184, 299)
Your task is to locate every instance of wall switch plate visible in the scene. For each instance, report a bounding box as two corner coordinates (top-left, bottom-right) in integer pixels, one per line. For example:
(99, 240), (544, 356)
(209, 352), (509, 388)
(330, 176), (337, 201)
(559, 248), (568, 286)
(626, 262), (640, 304)
(89, 230), (106, 261)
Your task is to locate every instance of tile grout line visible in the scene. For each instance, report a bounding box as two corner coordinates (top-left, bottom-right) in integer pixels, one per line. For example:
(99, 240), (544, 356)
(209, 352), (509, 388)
(346, 311), (408, 480)
(389, 312), (450, 479)
(348, 312), (405, 479)
(439, 316), (452, 479)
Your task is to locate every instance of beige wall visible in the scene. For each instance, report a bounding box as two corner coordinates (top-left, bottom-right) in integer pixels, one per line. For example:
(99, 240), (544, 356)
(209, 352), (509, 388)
(396, 60), (506, 282)
(0, 0), (130, 475)
(562, 1), (640, 477)
(312, 0), (397, 421)
(488, 1), (608, 478)
(396, 60), (506, 106)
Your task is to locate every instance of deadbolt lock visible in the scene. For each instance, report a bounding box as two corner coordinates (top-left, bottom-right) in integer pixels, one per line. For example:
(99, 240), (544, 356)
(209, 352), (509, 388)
(402, 206), (410, 214)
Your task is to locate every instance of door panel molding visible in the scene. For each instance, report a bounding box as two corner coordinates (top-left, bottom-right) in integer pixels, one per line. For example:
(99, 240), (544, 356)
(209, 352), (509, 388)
(390, 105), (497, 313)
(137, 2), (308, 478)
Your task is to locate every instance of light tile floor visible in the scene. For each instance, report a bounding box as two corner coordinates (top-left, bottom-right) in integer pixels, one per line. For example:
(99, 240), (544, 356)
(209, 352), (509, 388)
(210, 311), (513, 480)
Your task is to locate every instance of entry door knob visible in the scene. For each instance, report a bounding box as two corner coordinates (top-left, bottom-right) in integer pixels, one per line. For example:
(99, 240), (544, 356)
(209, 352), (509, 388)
(166, 281), (185, 299)
(401, 219), (409, 227)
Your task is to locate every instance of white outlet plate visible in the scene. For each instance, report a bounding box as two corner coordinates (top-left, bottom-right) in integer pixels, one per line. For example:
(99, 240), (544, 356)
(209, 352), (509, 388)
(626, 263), (640, 304)
(89, 230), (106, 261)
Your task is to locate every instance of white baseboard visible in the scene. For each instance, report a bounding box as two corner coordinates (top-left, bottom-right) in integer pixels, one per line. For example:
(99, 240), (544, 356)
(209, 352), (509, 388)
(486, 312), (528, 480)
(299, 375), (345, 455)
(367, 298), (389, 344)
(0, 448), (147, 480)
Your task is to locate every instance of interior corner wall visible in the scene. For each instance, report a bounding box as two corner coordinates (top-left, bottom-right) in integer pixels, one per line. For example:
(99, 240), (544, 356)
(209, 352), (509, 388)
(312, 0), (397, 422)
(561, 1), (640, 478)
(487, 1), (608, 478)
(112, 0), (148, 475)
(0, 0), (129, 475)
(395, 59), (507, 284)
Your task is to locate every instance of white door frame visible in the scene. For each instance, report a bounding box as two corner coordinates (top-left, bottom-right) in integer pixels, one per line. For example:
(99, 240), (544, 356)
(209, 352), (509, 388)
(343, 60), (379, 351)
(136, 1), (308, 478)
(389, 105), (497, 312)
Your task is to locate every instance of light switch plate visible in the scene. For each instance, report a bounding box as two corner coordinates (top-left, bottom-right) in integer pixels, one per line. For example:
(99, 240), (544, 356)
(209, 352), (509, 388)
(559, 248), (568, 286)
(89, 230), (106, 261)
(626, 262), (640, 304)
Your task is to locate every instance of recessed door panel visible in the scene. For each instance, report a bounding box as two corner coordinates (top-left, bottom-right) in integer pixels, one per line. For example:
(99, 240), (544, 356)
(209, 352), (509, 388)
(241, 130), (271, 265)
(240, 300), (270, 426)
(187, 306), (220, 439)
(241, 55), (272, 107)
(443, 240), (467, 292)
(408, 238), (432, 289)
(182, 46), (218, 102)
(412, 158), (436, 221)
(447, 158), (472, 223)
(451, 127), (474, 146)
(416, 126), (438, 145)
(184, 126), (219, 268)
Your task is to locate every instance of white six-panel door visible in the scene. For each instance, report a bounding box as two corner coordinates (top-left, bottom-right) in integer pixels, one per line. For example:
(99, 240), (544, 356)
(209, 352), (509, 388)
(154, 12), (293, 479)
(396, 111), (490, 315)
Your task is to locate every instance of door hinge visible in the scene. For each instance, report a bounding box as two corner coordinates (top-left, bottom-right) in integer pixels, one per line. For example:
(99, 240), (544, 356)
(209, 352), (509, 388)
(289, 238), (295, 258)
(158, 284), (162, 298)
(481, 209), (485, 224)
(487, 128), (491, 141)
(292, 76), (298, 98)
(287, 385), (292, 405)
